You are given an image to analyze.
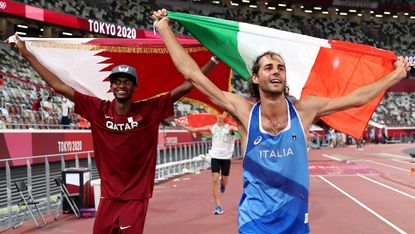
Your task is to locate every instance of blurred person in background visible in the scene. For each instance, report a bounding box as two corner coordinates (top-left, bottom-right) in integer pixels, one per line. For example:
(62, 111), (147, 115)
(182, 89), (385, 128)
(60, 97), (74, 128)
(176, 113), (238, 215)
(31, 94), (42, 111)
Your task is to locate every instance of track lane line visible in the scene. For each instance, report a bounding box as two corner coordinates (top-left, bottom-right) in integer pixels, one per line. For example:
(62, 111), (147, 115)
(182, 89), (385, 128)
(321, 154), (341, 161)
(357, 174), (415, 200)
(377, 153), (411, 160)
(318, 175), (407, 234)
(391, 159), (414, 165)
(366, 160), (410, 173)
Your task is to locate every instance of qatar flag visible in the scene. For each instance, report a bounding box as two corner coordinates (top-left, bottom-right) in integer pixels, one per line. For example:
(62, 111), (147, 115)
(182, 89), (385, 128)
(17, 35), (231, 112)
(167, 11), (397, 139)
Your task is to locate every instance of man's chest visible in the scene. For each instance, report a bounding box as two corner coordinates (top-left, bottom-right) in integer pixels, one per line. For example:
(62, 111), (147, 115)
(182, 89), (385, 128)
(101, 112), (145, 131)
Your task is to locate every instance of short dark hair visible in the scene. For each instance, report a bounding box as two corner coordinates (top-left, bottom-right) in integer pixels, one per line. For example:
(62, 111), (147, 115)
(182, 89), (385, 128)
(248, 51), (288, 101)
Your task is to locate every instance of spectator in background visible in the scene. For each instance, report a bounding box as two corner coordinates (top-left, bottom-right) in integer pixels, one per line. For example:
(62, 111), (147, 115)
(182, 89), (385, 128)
(328, 128), (337, 147)
(0, 74), (5, 86)
(41, 96), (53, 120)
(377, 128), (384, 144)
(0, 115), (6, 129)
(31, 95), (42, 111)
(60, 97), (74, 128)
(368, 127), (375, 144)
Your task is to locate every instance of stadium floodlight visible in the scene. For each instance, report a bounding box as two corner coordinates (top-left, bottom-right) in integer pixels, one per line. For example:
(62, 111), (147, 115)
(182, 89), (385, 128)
(17, 24), (28, 29)
(314, 7), (321, 10)
(349, 9), (356, 13)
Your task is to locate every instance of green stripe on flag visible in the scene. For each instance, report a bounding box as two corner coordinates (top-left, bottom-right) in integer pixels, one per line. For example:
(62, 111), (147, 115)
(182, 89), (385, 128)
(168, 11), (251, 79)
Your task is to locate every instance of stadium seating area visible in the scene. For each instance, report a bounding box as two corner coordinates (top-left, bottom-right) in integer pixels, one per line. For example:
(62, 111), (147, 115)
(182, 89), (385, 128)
(374, 92), (415, 127)
(1, 0), (414, 129)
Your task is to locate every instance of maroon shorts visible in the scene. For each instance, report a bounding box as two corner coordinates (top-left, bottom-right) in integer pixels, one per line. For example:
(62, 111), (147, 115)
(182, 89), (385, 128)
(93, 198), (149, 234)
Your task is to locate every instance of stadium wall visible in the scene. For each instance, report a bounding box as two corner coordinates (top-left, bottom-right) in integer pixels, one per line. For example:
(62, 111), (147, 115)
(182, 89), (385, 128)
(0, 129), (199, 167)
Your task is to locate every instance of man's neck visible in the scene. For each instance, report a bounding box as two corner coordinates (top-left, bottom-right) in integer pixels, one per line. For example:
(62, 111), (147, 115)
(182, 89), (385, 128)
(114, 100), (132, 115)
(260, 95), (287, 119)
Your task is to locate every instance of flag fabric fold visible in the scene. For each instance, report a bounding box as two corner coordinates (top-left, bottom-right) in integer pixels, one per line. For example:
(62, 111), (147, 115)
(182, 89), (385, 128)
(20, 36), (231, 112)
(175, 113), (237, 136)
(167, 11), (397, 139)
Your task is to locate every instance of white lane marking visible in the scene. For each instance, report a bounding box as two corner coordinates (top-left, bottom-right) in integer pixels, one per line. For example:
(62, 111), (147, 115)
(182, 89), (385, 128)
(392, 159), (413, 165)
(322, 154), (341, 161)
(318, 175), (407, 234)
(357, 174), (415, 200)
(378, 153), (410, 160)
(366, 160), (410, 173)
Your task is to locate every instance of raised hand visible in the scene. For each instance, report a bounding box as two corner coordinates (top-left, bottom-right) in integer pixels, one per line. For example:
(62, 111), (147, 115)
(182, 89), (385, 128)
(152, 8), (171, 31)
(393, 56), (411, 79)
(3, 33), (28, 57)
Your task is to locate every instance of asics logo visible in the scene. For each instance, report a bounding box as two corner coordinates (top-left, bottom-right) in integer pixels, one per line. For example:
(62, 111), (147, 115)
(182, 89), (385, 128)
(253, 136), (262, 145)
(120, 225), (131, 230)
(0, 2), (7, 9)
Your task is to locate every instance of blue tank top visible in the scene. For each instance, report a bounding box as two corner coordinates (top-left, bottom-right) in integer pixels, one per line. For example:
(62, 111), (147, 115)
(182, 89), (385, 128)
(238, 99), (310, 234)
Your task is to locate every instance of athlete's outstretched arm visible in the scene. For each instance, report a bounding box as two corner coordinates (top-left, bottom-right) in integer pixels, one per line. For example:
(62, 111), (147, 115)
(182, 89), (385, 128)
(171, 56), (220, 102)
(176, 122), (211, 133)
(4, 34), (76, 101)
(296, 57), (411, 129)
(152, 9), (252, 127)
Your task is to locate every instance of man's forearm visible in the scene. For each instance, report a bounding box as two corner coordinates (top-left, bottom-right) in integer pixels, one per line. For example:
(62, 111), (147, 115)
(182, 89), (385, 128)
(21, 48), (75, 100)
(156, 21), (201, 82)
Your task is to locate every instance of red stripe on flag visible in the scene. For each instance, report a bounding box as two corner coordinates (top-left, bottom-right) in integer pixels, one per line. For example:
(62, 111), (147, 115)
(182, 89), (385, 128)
(301, 41), (395, 139)
(175, 113), (237, 135)
(84, 38), (231, 112)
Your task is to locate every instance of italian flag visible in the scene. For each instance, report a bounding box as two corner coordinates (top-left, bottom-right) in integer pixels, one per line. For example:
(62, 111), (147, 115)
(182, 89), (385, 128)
(168, 12), (397, 139)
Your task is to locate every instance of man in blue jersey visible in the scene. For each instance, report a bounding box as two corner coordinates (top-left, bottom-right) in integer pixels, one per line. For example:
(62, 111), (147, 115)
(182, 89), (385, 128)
(152, 9), (411, 233)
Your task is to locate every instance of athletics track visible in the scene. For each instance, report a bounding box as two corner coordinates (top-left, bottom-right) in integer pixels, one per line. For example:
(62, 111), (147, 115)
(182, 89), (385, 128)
(3, 143), (415, 234)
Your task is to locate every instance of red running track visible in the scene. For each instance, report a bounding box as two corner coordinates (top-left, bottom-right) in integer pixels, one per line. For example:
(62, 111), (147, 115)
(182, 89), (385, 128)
(3, 143), (415, 233)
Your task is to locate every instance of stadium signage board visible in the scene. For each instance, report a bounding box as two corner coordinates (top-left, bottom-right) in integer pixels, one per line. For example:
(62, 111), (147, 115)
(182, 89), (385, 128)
(0, 0), (137, 39)
(88, 19), (136, 39)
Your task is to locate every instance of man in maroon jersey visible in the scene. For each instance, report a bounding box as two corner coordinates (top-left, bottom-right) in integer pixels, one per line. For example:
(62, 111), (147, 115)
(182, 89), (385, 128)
(6, 34), (219, 233)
